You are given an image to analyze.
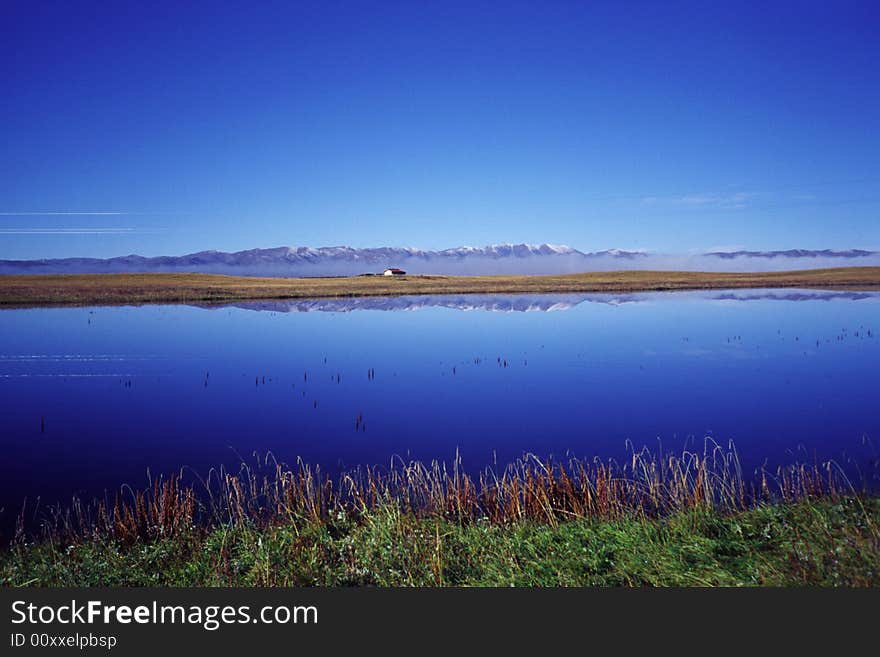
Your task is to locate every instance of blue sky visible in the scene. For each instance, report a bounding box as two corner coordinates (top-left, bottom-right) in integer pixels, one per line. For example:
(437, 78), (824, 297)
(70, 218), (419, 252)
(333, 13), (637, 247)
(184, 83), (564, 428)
(1, 1), (878, 259)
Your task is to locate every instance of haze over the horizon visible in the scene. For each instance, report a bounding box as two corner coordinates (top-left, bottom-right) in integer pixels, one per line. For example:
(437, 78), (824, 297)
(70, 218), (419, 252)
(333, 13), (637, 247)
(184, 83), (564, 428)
(2, 2), (878, 260)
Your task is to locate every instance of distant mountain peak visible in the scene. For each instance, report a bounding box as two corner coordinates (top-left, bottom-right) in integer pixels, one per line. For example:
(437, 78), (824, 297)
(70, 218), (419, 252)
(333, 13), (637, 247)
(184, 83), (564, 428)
(1, 243), (877, 277)
(591, 248), (649, 259)
(705, 248), (876, 259)
(437, 242), (585, 258)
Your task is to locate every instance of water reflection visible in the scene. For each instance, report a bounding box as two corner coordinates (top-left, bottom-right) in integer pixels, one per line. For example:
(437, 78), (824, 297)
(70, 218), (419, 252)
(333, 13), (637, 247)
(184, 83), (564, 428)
(711, 291), (877, 302)
(197, 288), (880, 314)
(1, 286), (878, 539)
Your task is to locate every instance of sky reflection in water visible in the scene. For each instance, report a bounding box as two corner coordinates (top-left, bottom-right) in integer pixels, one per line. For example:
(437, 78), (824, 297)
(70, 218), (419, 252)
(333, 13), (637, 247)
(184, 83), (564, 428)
(1, 288), (878, 532)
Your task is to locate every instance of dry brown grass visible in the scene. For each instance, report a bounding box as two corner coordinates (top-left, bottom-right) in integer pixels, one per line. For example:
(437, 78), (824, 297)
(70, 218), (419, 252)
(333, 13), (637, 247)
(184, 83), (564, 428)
(1, 267), (879, 307)
(30, 445), (867, 544)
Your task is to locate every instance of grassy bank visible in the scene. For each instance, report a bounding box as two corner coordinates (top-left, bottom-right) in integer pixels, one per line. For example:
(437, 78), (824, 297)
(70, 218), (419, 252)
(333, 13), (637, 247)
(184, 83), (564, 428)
(3, 498), (878, 586)
(1, 267), (880, 306)
(2, 448), (878, 586)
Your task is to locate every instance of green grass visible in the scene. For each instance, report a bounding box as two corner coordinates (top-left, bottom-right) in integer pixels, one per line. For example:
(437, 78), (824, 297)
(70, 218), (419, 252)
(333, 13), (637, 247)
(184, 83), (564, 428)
(3, 498), (878, 586)
(1, 267), (880, 306)
(3, 448), (876, 586)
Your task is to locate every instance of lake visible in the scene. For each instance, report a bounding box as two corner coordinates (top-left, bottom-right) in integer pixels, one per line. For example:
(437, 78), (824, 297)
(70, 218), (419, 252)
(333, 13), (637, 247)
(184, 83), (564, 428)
(1, 288), (878, 537)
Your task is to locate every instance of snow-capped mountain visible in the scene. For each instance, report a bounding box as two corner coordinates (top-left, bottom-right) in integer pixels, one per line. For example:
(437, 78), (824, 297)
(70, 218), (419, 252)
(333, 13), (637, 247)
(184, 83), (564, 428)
(0, 243), (877, 277)
(0, 243), (647, 276)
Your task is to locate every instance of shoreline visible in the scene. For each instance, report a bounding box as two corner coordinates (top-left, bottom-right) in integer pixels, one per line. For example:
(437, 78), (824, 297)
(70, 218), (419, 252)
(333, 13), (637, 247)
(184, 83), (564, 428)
(1, 266), (880, 307)
(2, 445), (877, 585)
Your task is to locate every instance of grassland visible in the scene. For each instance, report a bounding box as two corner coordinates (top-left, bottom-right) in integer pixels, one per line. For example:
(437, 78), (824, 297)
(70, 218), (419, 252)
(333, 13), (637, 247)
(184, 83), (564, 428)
(3, 498), (878, 586)
(1, 266), (879, 307)
(2, 449), (878, 586)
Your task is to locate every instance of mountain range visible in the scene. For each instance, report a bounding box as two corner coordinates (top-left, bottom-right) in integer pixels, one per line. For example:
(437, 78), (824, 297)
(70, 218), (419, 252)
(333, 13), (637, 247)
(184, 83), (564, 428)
(0, 244), (877, 277)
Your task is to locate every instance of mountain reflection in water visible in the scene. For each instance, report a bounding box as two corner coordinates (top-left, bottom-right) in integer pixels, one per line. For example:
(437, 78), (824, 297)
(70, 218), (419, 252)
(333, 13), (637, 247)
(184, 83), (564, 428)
(198, 288), (880, 314)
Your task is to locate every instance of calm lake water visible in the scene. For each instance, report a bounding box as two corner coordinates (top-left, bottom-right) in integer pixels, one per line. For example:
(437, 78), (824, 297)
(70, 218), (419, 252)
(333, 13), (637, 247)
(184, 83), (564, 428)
(1, 288), (879, 535)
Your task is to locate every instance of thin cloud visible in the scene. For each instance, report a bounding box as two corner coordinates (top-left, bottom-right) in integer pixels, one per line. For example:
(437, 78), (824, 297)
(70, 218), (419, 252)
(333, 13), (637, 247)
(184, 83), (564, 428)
(0, 211), (188, 216)
(641, 191), (757, 209)
(0, 227), (158, 235)
(0, 211), (129, 216)
(703, 244), (747, 253)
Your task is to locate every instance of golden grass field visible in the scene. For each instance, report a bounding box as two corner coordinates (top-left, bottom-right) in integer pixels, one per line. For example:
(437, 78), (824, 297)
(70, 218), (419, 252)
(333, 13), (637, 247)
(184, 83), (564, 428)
(0, 267), (879, 306)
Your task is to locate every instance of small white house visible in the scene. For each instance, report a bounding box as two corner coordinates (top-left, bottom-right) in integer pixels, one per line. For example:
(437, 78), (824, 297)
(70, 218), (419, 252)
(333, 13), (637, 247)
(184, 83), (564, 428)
(383, 268), (406, 276)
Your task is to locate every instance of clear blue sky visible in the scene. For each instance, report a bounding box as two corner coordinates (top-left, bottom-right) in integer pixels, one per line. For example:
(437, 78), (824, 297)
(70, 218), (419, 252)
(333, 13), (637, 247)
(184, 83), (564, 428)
(2, 0), (878, 259)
